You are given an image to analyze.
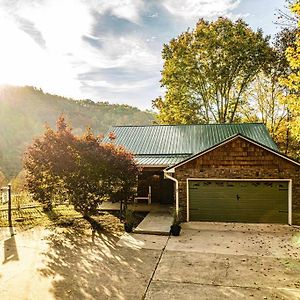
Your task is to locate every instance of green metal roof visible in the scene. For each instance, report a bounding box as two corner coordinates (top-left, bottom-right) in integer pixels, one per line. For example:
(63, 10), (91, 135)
(135, 155), (191, 166)
(104, 124), (278, 166)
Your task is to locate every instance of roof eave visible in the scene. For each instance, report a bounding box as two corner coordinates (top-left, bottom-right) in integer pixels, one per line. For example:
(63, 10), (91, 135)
(139, 164), (168, 168)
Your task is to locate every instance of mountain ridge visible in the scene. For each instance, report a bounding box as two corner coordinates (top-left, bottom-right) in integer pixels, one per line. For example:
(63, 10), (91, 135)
(0, 85), (155, 178)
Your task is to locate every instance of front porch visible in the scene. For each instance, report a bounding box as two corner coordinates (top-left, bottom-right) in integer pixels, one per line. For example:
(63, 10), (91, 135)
(99, 167), (175, 235)
(136, 167), (175, 205)
(98, 202), (173, 235)
(98, 201), (172, 213)
(100, 166), (175, 213)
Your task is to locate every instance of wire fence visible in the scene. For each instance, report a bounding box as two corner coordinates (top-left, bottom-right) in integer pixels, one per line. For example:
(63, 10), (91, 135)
(0, 187), (80, 227)
(0, 189), (40, 210)
(1, 187), (9, 204)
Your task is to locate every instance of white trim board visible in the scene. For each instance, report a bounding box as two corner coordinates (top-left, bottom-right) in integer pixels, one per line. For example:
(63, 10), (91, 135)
(186, 178), (292, 225)
(166, 134), (300, 173)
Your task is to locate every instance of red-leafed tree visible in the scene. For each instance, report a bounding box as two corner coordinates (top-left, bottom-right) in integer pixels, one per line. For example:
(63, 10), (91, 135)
(23, 116), (139, 221)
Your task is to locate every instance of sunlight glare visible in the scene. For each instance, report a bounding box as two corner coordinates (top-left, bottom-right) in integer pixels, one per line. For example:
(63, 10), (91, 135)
(0, 0), (93, 99)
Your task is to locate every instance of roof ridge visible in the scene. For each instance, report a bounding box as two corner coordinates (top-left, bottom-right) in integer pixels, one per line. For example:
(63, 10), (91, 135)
(112, 123), (265, 128)
(136, 153), (192, 156)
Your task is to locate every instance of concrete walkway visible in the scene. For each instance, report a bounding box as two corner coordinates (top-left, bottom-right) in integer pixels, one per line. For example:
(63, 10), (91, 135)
(134, 211), (173, 235)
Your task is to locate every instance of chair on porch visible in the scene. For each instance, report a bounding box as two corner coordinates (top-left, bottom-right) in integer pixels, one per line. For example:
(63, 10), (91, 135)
(134, 186), (152, 205)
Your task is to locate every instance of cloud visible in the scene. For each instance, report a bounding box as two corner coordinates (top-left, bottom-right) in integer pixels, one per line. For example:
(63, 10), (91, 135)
(83, 77), (157, 92)
(14, 16), (46, 48)
(0, 0), (246, 109)
(80, 33), (160, 69)
(0, 0), (93, 98)
(89, 0), (145, 24)
(162, 0), (240, 18)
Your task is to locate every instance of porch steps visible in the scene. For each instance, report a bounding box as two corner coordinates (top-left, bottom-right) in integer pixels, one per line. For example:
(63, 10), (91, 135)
(133, 211), (173, 235)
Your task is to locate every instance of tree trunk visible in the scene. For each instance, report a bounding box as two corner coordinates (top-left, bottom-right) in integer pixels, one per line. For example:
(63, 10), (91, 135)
(83, 214), (100, 230)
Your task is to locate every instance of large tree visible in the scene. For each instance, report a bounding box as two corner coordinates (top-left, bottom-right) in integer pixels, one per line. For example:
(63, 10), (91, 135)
(24, 116), (139, 220)
(280, 2), (300, 142)
(153, 17), (274, 124)
(241, 73), (288, 138)
(239, 73), (298, 157)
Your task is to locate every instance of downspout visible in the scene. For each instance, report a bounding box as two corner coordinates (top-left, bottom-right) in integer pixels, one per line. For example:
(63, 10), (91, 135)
(164, 170), (179, 215)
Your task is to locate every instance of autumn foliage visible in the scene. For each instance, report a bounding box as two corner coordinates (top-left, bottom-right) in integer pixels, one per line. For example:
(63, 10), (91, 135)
(23, 116), (139, 217)
(153, 17), (273, 124)
(280, 2), (300, 142)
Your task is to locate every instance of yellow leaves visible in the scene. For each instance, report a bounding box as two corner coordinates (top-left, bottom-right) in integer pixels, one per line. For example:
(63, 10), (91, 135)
(285, 39), (300, 68)
(279, 3), (300, 141)
(280, 72), (300, 90)
(291, 3), (300, 16)
(285, 3), (300, 69)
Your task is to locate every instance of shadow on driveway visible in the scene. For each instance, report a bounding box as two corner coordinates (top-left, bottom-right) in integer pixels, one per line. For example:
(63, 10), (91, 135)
(2, 227), (19, 264)
(38, 227), (159, 299)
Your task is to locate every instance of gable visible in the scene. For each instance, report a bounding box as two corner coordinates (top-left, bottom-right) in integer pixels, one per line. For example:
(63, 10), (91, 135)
(166, 135), (300, 172)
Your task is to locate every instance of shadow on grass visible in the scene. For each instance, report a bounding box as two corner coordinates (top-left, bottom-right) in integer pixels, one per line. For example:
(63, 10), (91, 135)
(45, 206), (84, 227)
(44, 209), (61, 222)
(0, 206), (46, 229)
(38, 225), (160, 299)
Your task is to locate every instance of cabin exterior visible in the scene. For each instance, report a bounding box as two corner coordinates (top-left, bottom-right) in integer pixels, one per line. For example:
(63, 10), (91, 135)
(104, 124), (300, 224)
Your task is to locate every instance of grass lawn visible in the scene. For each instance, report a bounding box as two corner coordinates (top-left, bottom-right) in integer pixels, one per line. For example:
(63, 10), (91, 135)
(0, 204), (125, 236)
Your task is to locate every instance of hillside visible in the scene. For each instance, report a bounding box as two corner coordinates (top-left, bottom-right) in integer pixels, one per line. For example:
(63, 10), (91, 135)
(0, 86), (155, 178)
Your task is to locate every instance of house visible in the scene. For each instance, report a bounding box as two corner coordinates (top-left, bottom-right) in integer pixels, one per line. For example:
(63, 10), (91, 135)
(105, 124), (300, 225)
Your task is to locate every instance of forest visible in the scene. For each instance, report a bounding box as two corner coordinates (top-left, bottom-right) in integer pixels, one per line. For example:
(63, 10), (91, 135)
(0, 85), (154, 180)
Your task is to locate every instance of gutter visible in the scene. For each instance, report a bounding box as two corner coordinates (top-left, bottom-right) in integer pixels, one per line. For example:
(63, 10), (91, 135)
(164, 171), (179, 216)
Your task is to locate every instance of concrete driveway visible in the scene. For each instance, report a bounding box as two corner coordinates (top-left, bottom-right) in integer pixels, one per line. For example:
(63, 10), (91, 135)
(0, 226), (163, 300)
(1, 223), (300, 299)
(144, 222), (300, 300)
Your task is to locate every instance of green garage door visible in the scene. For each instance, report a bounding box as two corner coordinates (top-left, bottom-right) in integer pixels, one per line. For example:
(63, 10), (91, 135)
(189, 180), (288, 223)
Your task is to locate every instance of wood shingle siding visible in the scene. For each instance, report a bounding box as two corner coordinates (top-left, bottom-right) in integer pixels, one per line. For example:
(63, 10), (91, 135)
(174, 137), (300, 224)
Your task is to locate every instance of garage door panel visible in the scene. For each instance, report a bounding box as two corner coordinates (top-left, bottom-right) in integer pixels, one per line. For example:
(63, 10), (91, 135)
(190, 210), (288, 223)
(236, 198), (286, 207)
(189, 180), (288, 223)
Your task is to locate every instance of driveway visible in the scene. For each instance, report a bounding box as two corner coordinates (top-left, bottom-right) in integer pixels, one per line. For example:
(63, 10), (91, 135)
(0, 226), (164, 299)
(1, 223), (300, 299)
(144, 222), (300, 300)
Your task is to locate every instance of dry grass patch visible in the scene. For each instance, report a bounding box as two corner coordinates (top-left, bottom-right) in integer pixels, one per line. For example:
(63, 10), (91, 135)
(0, 204), (124, 236)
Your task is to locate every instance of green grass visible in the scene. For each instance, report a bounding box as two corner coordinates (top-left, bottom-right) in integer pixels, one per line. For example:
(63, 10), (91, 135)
(0, 204), (125, 236)
(0, 204), (82, 229)
(0, 191), (36, 210)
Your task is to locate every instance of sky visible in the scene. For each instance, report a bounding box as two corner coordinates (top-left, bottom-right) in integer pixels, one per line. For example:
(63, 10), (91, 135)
(0, 0), (287, 110)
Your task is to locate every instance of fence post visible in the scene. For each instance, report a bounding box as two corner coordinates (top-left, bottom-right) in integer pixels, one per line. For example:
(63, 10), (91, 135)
(8, 183), (12, 226)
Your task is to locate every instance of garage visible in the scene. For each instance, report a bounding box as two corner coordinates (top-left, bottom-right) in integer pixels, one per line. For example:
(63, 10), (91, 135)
(188, 180), (289, 223)
(163, 133), (300, 224)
